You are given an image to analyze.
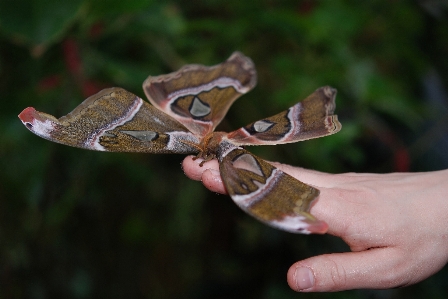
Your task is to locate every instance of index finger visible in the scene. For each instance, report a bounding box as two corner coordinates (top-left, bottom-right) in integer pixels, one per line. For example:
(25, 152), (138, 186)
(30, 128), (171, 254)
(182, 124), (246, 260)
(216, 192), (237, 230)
(182, 156), (226, 194)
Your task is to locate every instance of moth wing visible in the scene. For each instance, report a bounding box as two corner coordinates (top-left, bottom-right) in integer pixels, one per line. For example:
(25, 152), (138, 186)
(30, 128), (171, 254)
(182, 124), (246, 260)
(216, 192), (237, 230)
(217, 143), (328, 234)
(143, 52), (257, 137)
(226, 86), (341, 146)
(18, 87), (200, 154)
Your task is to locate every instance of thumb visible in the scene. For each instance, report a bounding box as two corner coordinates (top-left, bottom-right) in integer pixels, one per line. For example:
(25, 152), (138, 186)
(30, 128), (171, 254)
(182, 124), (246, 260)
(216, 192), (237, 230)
(287, 248), (406, 292)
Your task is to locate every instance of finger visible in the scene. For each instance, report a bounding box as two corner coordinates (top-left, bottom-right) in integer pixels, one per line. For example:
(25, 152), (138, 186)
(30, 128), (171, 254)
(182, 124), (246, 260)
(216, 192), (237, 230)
(269, 162), (338, 188)
(182, 156), (219, 181)
(261, 164), (385, 238)
(269, 161), (386, 188)
(182, 156), (227, 193)
(287, 248), (407, 292)
(306, 187), (355, 237)
(202, 169), (227, 194)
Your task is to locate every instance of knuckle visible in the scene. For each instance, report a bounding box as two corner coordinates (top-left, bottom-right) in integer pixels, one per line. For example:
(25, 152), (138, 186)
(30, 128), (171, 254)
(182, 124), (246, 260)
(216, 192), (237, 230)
(376, 252), (410, 288)
(317, 255), (348, 291)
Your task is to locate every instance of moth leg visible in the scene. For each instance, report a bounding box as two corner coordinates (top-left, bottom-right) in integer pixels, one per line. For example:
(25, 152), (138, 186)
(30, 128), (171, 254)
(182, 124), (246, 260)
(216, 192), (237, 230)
(190, 150), (216, 167)
(197, 154), (216, 166)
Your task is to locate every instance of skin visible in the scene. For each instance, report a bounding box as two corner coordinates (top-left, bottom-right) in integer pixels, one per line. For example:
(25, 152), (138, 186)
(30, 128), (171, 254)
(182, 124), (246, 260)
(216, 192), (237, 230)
(182, 155), (448, 292)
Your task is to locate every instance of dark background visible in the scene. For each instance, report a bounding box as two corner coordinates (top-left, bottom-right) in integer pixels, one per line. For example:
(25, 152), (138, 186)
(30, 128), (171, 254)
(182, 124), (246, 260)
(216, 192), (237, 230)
(1, 1), (448, 298)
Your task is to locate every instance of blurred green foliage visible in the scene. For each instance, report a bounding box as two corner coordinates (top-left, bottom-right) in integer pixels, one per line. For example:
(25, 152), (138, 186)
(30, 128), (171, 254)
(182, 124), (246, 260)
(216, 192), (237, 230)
(1, 0), (448, 298)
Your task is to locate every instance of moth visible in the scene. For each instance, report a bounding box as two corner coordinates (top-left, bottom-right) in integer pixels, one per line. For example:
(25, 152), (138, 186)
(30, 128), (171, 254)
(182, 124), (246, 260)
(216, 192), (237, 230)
(19, 52), (341, 234)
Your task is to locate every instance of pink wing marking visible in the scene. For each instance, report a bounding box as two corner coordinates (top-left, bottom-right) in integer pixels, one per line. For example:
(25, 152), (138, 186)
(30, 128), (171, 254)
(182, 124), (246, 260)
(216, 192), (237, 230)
(166, 76), (251, 104)
(18, 107), (55, 139)
(282, 104), (302, 141)
(271, 215), (328, 234)
(225, 104), (304, 145)
(159, 76), (251, 130)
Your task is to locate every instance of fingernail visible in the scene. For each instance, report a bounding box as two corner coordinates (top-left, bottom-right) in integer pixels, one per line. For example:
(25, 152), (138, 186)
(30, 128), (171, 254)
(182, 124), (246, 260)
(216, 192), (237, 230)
(294, 267), (314, 291)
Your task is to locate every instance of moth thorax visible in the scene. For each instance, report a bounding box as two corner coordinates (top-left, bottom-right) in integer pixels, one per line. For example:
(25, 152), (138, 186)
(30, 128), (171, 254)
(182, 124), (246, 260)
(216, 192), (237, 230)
(193, 132), (226, 165)
(204, 132), (226, 153)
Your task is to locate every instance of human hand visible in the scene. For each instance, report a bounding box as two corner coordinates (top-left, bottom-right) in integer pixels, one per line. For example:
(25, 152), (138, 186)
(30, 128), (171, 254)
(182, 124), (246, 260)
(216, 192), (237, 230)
(182, 155), (448, 292)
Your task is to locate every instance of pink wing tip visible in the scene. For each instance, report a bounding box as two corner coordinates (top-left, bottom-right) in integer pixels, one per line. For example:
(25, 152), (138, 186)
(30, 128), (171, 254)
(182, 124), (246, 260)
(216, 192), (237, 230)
(18, 107), (38, 124)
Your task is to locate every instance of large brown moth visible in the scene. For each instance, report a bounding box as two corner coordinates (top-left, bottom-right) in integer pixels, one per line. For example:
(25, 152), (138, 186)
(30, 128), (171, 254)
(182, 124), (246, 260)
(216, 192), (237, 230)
(19, 52), (341, 234)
